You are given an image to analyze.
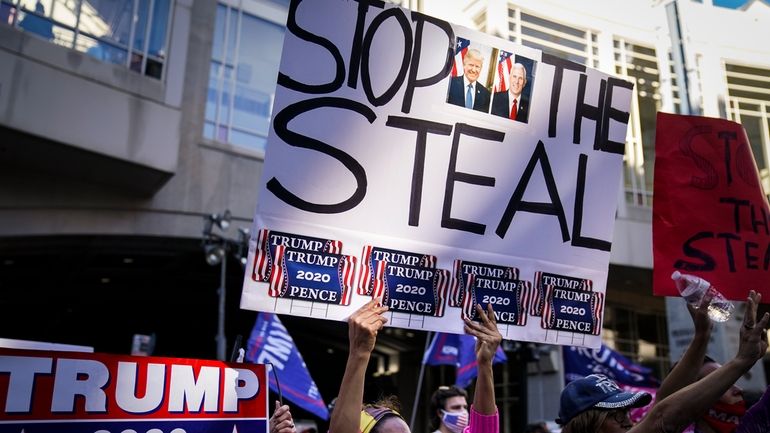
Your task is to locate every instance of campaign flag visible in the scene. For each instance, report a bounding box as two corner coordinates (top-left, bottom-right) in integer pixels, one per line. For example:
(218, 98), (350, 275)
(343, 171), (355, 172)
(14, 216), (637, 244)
(492, 50), (514, 92)
(563, 344), (659, 387)
(563, 344), (659, 422)
(246, 313), (329, 420)
(423, 332), (507, 388)
(451, 37), (470, 77)
(652, 113), (770, 301)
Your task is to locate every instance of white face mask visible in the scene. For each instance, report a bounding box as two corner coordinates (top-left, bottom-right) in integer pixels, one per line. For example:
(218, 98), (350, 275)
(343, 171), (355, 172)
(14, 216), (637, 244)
(441, 409), (469, 433)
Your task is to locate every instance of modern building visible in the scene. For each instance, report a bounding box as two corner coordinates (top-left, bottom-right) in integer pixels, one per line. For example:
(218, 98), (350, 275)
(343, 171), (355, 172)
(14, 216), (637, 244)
(1, 0), (768, 430)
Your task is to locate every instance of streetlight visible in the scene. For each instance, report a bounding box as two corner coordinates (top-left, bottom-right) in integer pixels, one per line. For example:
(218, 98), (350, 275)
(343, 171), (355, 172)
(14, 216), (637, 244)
(202, 209), (249, 360)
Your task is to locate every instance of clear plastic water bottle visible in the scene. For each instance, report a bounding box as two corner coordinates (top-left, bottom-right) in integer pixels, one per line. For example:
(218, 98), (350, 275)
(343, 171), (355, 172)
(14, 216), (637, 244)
(671, 271), (734, 322)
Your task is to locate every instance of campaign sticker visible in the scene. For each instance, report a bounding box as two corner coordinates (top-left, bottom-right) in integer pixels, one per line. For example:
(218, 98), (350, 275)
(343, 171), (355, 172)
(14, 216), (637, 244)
(461, 275), (533, 326)
(541, 285), (604, 335)
(268, 245), (356, 305)
(370, 261), (449, 317)
(358, 245), (437, 295)
(252, 229), (343, 282)
(450, 260), (519, 307)
(531, 271), (593, 316)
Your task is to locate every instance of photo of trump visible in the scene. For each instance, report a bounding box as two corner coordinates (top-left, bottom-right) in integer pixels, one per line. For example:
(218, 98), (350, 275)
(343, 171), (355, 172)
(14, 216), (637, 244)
(447, 45), (491, 113)
(491, 62), (530, 123)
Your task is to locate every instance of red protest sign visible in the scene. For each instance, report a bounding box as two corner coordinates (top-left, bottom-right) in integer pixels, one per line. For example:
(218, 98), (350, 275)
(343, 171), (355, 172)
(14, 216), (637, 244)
(0, 348), (268, 432)
(652, 112), (770, 302)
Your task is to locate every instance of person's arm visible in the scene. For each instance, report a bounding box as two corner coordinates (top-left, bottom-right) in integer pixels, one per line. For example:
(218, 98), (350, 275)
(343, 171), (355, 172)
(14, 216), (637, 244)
(464, 304), (501, 415)
(632, 291), (769, 433)
(654, 292), (713, 403)
(462, 304), (502, 433)
(270, 401), (297, 433)
(328, 299), (388, 433)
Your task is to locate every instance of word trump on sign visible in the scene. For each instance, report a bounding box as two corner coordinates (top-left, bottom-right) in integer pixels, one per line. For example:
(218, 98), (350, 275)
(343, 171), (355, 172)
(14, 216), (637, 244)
(0, 348), (268, 433)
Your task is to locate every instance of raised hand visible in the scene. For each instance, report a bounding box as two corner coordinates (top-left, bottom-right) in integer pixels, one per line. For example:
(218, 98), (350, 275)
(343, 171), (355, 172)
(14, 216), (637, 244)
(270, 401), (297, 433)
(347, 298), (389, 356)
(463, 304), (502, 365)
(736, 290), (769, 366)
(687, 289), (714, 335)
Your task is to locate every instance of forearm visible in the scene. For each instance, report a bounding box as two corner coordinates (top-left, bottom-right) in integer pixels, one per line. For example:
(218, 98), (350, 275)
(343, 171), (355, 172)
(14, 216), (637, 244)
(646, 358), (753, 432)
(329, 352), (370, 433)
(655, 331), (710, 402)
(473, 360), (496, 415)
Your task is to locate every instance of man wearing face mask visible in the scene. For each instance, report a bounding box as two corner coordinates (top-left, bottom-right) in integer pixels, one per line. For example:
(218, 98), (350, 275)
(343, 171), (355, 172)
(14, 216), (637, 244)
(429, 385), (470, 433)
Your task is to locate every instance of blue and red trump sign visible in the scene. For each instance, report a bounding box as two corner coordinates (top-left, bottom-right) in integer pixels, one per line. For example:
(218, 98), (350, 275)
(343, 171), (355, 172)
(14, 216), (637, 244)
(0, 348), (268, 433)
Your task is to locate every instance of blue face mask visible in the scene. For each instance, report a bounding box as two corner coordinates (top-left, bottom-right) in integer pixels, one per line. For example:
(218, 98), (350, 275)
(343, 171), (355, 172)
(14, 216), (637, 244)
(441, 409), (468, 433)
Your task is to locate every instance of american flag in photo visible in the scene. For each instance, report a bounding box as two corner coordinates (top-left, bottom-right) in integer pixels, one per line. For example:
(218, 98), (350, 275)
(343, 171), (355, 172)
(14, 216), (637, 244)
(434, 269), (450, 316)
(449, 260), (464, 307)
(358, 245), (376, 296)
(590, 292), (605, 335)
(339, 254), (357, 306)
(460, 274), (476, 320)
(493, 50), (514, 92)
(540, 284), (556, 329)
(517, 281), (534, 326)
(451, 37), (471, 77)
(252, 228), (272, 282)
(268, 244), (289, 298)
(371, 260), (388, 299)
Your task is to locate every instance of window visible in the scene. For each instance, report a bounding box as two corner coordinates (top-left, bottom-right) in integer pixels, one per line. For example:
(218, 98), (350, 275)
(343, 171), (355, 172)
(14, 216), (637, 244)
(614, 39), (665, 207)
(204, 2), (285, 151)
(2, 0), (172, 79)
(603, 305), (669, 380)
(507, 9), (599, 69)
(724, 62), (770, 197)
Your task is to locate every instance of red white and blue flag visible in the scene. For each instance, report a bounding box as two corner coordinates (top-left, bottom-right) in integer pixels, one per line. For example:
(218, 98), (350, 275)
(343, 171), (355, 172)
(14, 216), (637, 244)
(493, 50), (514, 92)
(451, 37), (471, 77)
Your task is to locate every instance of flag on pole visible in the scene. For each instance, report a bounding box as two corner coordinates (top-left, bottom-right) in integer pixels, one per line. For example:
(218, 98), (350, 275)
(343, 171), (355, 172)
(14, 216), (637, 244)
(492, 50), (514, 92)
(423, 332), (507, 388)
(563, 344), (659, 421)
(451, 37), (471, 77)
(246, 313), (330, 420)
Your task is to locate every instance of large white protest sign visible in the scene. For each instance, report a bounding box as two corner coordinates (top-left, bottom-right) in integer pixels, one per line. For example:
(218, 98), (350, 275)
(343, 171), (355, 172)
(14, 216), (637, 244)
(240, 0), (633, 348)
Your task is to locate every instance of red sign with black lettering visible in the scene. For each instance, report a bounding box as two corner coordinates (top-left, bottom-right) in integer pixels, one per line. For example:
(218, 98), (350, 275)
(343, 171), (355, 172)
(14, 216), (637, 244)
(653, 113), (770, 301)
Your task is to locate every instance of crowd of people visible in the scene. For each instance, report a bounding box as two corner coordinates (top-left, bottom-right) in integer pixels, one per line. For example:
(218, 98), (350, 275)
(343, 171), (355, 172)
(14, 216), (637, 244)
(268, 291), (769, 433)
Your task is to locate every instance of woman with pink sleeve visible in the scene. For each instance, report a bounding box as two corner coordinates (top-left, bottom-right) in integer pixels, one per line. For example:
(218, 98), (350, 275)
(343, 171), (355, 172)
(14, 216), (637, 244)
(328, 299), (501, 433)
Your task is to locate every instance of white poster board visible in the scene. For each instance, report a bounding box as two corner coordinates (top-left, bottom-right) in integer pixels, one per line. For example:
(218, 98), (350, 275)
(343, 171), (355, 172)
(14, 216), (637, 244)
(240, 0), (633, 348)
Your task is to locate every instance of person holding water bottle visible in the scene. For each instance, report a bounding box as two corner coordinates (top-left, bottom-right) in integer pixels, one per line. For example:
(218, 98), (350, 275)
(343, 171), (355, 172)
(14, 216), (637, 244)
(656, 272), (770, 433)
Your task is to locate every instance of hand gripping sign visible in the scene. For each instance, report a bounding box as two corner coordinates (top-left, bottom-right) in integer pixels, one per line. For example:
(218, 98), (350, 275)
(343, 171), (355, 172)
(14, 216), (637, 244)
(252, 229), (343, 282)
(268, 245), (357, 305)
(541, 284), (604, 335)
(370, 261), (450, 317)
(532, 271), (593, 316)
(461, 274), (533, 325)
(358, 245), (437, 296)
(449, 260), (519, 307)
